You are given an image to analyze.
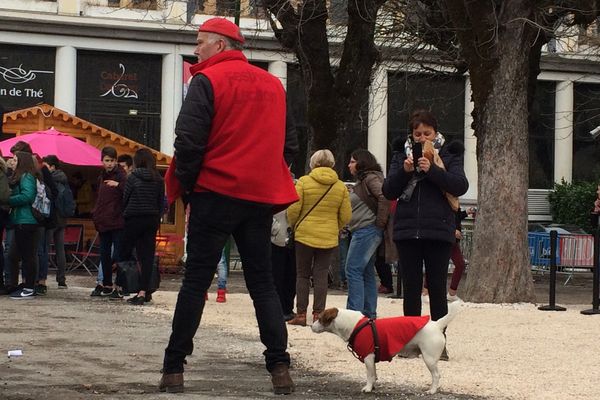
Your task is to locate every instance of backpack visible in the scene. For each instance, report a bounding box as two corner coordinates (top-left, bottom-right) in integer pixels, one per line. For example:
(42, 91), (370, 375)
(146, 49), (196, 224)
(55, 181), (76, 218)
(31, 179), (52, 223)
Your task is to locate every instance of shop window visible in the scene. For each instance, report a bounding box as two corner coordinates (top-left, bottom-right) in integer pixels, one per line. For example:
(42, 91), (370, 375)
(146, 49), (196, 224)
(573, 82), (600, 182)
(76, 50), (162, 150)
(0, 44), (55, 116)
(529, 81), (556, 189)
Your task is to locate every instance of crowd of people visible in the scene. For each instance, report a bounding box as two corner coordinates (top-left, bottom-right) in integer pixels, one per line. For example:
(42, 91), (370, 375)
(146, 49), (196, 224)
(0, 141), (165, 304)
(0, 17), (478, 396)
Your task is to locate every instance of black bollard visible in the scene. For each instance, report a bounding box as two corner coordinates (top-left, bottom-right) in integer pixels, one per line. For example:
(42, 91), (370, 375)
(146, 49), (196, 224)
(539, 230), (566, 311)
(389, 262), (403, 299)
(581, 220), (600, 315)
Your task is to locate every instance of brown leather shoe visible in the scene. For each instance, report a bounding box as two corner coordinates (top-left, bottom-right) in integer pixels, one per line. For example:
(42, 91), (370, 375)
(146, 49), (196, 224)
(286, 312), (306, 326)
(158, 372), (184, 393)
(270, 363), (295, 395)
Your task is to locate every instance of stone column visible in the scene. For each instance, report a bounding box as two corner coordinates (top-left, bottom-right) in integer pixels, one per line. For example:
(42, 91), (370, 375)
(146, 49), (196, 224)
(554, 80), (573, 183)
(368, 65), (388, 174)
(54, 46), (77, 114)
(268, 60), (287, 89)
(463, 77), (478, 201)
(160, 52), (181, 156)
(58, 0), (79, 15)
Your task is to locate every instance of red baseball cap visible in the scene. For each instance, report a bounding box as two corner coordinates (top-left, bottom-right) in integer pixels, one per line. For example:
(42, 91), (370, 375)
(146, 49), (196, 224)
(198, 18), (245, 44)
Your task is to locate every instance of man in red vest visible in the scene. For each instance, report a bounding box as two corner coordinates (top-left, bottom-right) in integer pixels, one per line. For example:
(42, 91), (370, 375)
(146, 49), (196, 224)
(160, 18), (299, 395)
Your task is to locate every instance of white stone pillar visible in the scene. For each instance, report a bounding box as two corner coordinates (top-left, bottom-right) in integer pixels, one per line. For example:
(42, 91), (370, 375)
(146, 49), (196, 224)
(268, 61), (287, 89)
(58, 0), (80, 15)
(554, 80), (573, 183)
(54, 46), (77, 114)
(463, 77), (478, 201)
(160, 52), (181, 156)
(368, 66), (388, 174)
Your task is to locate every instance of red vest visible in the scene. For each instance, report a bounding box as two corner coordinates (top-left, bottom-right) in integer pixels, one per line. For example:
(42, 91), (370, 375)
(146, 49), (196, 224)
(350, 316), (430, 362)
(167, 51), (297, 207)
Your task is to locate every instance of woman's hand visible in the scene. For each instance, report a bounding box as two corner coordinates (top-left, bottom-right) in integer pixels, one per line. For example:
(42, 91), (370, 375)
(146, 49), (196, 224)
(404, 156), (415, 173)
(417, 156), (431, 173)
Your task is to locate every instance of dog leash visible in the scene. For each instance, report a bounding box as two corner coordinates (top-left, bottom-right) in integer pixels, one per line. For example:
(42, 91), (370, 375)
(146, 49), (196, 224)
(347, 318), (381, 363)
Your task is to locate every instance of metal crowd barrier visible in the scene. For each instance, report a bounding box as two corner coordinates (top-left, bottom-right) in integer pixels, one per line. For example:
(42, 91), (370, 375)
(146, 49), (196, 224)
(528, 231), (595, 284)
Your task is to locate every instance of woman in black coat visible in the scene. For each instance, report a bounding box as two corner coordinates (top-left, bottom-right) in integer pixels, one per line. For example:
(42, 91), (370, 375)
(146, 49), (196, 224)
(121, 148), (165, 305)
(383, 109), (468, 356)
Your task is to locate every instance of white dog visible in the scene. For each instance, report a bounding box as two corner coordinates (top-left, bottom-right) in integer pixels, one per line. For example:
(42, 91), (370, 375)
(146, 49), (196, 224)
(311, 300), (462, 394)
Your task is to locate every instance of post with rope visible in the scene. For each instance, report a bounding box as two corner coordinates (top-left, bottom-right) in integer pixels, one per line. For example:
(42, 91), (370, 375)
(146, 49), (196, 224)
(581, 214), (600, 315)
(538, 230), (566, 311)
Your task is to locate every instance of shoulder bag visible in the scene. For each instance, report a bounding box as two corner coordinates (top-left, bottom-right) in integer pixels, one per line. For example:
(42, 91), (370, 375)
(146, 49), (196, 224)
(286, 182), (335, 248)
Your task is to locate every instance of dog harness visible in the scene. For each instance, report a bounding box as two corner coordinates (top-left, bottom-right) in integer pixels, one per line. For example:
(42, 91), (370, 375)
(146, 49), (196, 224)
(347, 316), (430, 363)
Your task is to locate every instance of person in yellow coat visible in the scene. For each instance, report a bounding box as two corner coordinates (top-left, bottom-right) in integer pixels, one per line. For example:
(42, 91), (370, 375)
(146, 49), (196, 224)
(287, 149), (351, 326)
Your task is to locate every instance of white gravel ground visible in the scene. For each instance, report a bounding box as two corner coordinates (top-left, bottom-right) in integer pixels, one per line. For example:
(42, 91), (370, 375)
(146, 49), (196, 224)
(145, 291), (600, 400)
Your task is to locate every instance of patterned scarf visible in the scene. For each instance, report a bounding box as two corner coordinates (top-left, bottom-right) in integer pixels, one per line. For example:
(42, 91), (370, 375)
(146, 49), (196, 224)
(399, 132), (446, 204)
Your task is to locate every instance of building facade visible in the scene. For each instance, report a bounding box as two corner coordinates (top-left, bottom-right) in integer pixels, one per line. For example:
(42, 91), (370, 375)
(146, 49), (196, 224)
(2, 0), (600, 218)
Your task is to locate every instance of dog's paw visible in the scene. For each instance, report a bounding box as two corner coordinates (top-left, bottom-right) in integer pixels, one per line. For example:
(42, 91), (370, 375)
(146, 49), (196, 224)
(361, 384), (374, 393)
(425, 387), (438, 395)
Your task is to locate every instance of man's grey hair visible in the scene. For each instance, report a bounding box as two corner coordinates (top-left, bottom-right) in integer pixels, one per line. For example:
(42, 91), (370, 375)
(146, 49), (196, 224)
(206, 32), (245, 51)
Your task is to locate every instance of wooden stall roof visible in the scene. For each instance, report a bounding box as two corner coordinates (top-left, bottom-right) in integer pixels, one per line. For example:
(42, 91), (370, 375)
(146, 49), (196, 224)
(2, 104), (172, 166)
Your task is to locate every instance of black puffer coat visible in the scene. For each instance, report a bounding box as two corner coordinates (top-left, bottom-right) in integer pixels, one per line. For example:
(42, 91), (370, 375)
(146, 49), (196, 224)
(382, 140), (468, 244)
(122, 168), (165, 219)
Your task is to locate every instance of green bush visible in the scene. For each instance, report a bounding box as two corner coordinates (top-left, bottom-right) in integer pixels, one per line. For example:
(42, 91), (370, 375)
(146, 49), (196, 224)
(548, 180), (597, 232)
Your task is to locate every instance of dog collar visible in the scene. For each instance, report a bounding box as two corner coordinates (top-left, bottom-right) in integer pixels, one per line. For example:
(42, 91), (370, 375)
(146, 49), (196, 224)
(347, 318), (381, 363)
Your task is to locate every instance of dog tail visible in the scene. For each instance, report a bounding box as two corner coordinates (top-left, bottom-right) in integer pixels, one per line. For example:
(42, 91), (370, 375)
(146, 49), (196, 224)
(432, 299), (463, 331)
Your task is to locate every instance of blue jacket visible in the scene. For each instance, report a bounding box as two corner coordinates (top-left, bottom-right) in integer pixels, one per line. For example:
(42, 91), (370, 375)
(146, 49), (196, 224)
(8, 172), (38, 226)
(383, 141), (468, 243)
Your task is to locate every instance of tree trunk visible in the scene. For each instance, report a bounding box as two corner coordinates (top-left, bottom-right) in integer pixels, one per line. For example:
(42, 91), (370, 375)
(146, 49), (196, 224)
(445, 0), (537, 302)
(264, 0), (385, 171)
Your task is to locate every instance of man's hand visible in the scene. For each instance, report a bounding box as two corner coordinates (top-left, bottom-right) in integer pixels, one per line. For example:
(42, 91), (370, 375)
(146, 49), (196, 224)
(104, 180), (119, 187)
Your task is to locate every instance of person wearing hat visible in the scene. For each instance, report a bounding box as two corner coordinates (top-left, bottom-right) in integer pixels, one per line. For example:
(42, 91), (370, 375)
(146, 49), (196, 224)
(160, 18), (298, 395)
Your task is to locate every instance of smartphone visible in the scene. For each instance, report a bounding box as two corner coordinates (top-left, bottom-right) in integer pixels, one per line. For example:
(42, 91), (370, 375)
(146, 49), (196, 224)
(412, 142), (423, 161)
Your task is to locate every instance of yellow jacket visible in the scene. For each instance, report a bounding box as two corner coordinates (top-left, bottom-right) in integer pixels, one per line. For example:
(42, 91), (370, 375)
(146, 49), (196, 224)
(287, 167), (352, 249)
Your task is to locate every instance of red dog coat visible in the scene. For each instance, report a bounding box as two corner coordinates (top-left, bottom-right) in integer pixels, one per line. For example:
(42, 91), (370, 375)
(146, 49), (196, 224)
(349, 316), (430, 362)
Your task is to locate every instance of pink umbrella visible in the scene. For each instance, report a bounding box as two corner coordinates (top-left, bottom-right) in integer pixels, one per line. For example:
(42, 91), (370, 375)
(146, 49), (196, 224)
(0, 128), (102, 166)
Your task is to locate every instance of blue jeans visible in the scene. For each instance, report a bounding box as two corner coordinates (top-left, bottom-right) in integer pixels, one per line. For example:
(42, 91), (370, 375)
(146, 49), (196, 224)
(217, 248), (228, 289)
(163, 192), (289, 373)
(345, 224), (383, 318)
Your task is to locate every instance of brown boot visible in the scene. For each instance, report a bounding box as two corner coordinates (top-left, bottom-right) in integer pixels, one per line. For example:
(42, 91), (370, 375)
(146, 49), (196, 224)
(286, 312), (306, 326)
(158, 372), (184, 393)
(270, 363), (295, 395)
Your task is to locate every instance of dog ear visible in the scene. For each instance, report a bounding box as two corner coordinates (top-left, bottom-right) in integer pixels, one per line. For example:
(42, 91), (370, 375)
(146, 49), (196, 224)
(320, 308), (339, 326)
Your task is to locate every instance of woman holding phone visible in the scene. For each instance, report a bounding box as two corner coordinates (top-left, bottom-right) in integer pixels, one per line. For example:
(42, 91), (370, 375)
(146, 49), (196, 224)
(382, 109), (468, 360)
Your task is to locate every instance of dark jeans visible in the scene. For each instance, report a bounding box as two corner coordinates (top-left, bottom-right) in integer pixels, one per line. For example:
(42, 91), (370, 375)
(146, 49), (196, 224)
(100, 229), (123, 287)
(163, 192), (289, 374)
(9, 224), (41, 290)
(396, 239), (452, 321)
(121, 216), (159, 292)
(271, 243), (296, 316)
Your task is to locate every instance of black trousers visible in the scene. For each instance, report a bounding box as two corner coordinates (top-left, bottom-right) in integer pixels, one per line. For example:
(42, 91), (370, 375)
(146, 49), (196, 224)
(9, 224), (40, 290)
(271, 243), (296, 315)
(396, 239), (452, 321)
(121, 215), (159, 292)
(163, 192), (289, 373)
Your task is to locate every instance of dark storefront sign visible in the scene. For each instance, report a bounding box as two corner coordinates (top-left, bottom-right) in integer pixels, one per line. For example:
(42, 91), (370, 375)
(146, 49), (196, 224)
(76, 50), (162, 150)
(0, 44), (55, 112)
